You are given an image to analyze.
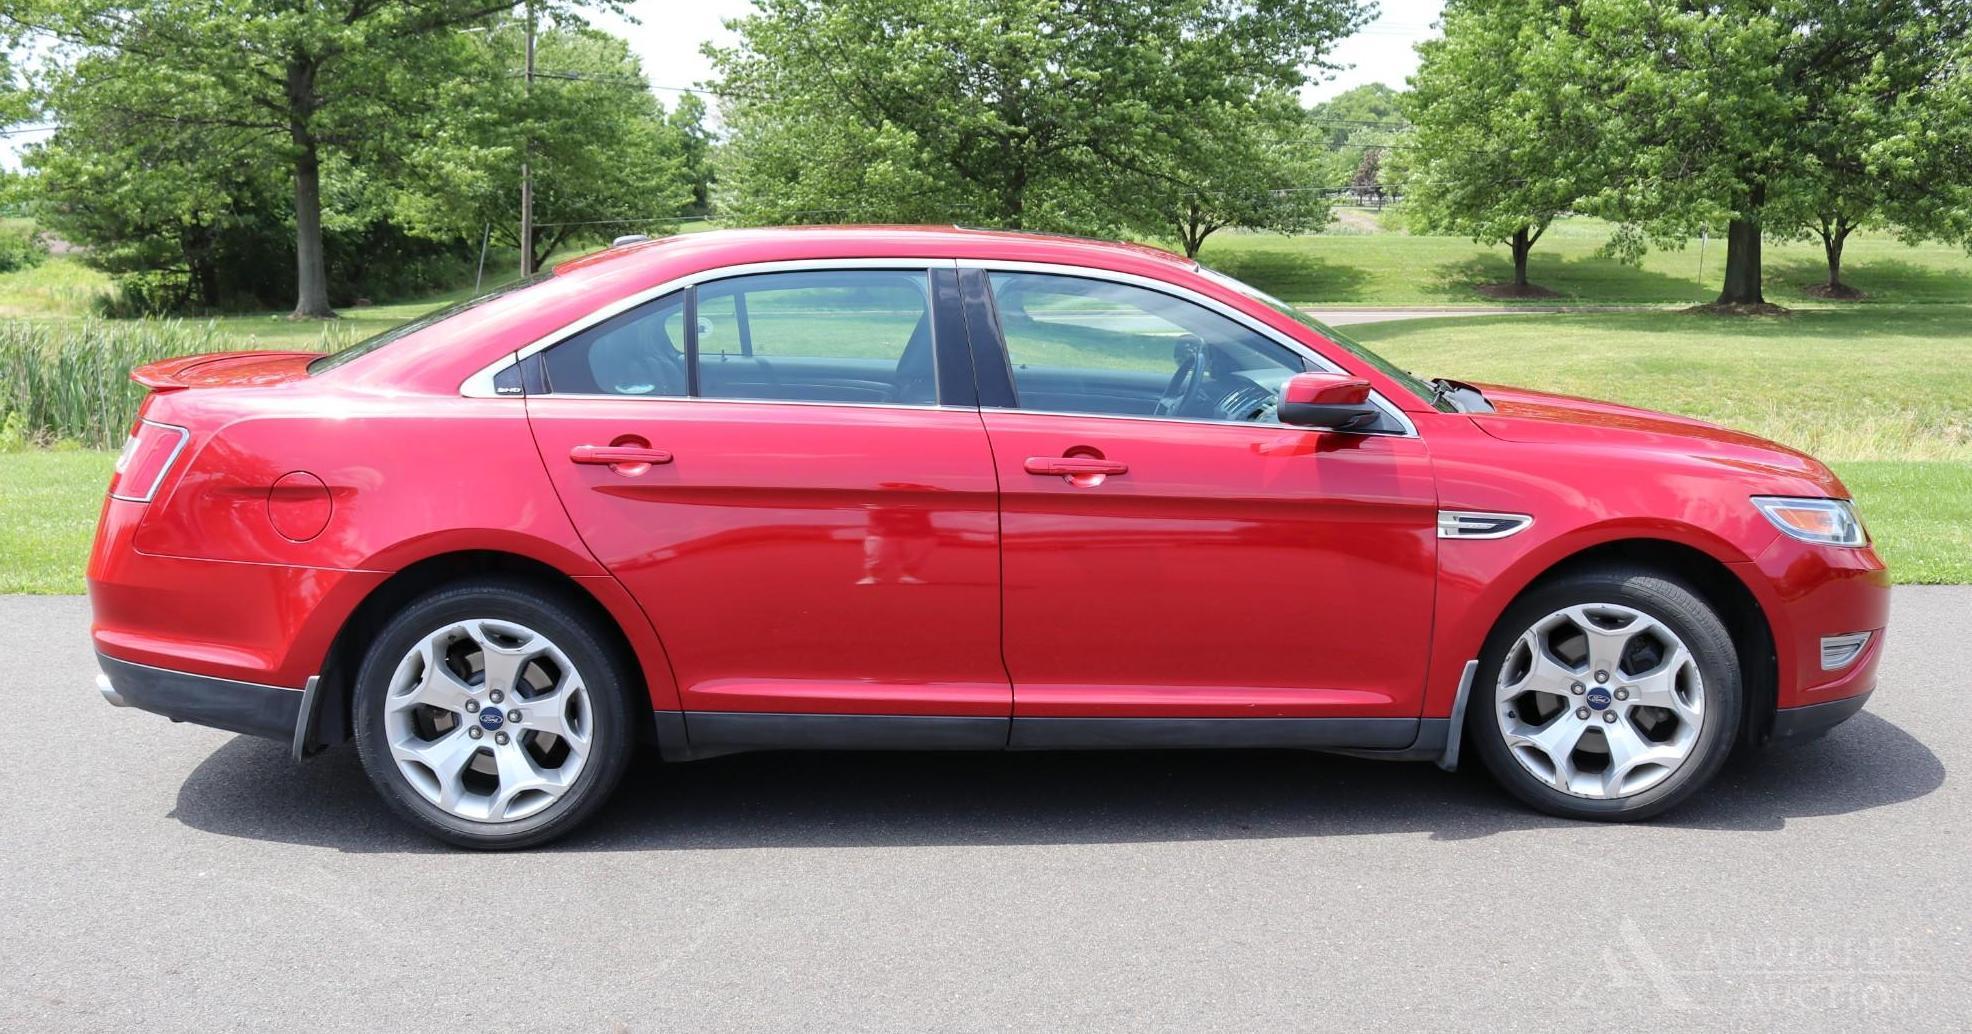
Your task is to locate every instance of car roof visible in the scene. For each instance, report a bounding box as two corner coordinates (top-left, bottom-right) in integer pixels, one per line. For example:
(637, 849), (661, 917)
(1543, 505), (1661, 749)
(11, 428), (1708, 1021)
(327, 225), (1221, 395)
(551, 225), (1198, 282)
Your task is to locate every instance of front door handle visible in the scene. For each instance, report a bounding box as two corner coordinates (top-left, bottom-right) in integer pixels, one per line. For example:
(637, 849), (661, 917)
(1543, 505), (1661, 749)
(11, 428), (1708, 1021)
(1024, 456), (1128, 477)
(570, 444), (674, 467)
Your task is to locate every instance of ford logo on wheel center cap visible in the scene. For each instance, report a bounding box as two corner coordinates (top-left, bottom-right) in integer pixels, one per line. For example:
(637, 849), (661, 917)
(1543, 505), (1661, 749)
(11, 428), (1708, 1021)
(1585, 687), (1613, 710)
(478, 708), (505, 731)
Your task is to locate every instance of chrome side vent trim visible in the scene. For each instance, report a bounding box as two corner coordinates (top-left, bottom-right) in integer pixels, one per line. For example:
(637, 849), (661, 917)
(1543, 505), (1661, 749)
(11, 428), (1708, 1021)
(1437, 510), (1533, 540)
(1820, 632), (1872, 671)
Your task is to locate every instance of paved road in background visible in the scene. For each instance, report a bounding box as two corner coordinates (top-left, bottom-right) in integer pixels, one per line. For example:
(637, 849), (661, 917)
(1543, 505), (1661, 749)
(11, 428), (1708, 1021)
(1306, 305), (1562, 325)
(4, 590), (1966, 1031)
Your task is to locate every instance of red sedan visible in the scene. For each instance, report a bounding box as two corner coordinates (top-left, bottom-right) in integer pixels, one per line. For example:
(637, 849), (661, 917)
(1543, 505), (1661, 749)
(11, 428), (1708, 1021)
(89, 227), (1889, 848)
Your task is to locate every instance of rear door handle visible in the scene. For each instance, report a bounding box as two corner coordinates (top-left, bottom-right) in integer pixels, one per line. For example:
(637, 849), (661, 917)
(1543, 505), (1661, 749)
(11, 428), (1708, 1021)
(570, 444), (674, 466)
(1024, 457), (1128, 477)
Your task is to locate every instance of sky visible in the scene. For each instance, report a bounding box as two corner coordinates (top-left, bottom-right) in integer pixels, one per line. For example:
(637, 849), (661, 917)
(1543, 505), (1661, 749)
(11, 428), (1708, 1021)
(0, 1), (1442, 168)
(588, 0), (1443, 109)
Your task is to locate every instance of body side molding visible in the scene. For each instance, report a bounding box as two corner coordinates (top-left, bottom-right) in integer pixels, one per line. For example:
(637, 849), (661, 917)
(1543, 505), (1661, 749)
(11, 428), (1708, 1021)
(661, 711), (1451, 759)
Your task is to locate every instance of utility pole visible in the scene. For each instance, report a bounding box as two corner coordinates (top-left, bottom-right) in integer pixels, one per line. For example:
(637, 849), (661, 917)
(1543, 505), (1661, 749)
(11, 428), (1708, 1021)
(519, 0), (536, 277)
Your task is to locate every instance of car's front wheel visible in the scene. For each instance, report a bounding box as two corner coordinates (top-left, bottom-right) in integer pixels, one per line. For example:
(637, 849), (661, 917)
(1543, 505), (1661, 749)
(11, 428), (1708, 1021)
(1467, 566), (1742, 821)
(351, 578), (636, 849)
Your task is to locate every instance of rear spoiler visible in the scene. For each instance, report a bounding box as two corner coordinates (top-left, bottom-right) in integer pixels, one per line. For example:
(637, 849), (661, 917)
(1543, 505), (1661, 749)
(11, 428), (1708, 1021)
(130, 351), (322, 392)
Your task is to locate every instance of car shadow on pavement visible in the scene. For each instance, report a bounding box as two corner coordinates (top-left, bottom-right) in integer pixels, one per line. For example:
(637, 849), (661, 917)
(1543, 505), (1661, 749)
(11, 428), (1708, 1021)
(168, 711), (1942, 853)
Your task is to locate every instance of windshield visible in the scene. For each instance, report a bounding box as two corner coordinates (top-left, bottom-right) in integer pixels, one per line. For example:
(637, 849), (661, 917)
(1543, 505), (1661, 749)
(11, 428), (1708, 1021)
(308, 272), (553, 374)
(1194, 265), (1451, 411)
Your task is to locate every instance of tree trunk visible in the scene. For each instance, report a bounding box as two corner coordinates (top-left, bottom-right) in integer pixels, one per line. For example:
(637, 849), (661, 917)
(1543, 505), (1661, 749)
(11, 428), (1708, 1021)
(1510, 225), (1533, 288)
(289, 143), (335, 319)
(182, 224), (220, 309)
(1715, 218), (1765, 306)
(286, 56), (335, 319)
(1179, 200), (1210, 258)
(1003, 183), (1025, 230)
(1820, 216), (1853, 292)
(195, 257), (219, 310)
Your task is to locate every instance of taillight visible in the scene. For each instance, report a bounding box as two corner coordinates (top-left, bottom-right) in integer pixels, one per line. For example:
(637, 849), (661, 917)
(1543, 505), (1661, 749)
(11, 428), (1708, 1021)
(109, 419), (190, 503)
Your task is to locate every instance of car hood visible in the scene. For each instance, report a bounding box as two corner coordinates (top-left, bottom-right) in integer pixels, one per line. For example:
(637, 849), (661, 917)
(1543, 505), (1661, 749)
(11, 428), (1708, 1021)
(1468, 383), (1847, 496)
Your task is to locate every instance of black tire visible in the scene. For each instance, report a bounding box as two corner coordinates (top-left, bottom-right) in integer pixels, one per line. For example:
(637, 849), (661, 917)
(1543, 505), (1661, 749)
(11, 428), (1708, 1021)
(352, 577), (637, 849)
(1465, 565), (1742, 821)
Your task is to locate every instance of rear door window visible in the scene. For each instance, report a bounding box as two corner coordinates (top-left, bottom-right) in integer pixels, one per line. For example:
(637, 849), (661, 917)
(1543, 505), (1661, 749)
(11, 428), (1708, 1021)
(696, 270), (937, 405)
(539, 269), (939, 406)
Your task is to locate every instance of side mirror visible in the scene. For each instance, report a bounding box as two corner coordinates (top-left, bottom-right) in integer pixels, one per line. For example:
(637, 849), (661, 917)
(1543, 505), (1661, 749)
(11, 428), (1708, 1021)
(1279, 373), (1380, 431)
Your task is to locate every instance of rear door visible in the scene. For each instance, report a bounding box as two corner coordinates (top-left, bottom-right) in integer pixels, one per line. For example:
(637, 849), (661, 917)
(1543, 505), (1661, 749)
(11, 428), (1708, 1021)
(525, 264), (1010, 720)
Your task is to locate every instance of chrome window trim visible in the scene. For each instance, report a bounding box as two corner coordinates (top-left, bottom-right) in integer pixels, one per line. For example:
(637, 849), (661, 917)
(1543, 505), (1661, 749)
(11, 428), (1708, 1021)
(461, 254), (1421, 439)
(522, 394), (950, 414)
(461, 257), (960, 398)
(957, 258), (1417, 437)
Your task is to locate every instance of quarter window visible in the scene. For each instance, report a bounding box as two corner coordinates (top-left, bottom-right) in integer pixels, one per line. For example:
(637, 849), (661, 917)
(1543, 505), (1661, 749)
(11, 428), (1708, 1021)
(542, 291), (689, 397)
(986, 272), (1310, 423)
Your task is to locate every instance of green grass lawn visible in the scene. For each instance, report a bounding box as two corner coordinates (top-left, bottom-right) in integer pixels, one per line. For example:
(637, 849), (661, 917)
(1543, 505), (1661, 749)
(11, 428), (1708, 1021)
(0, 256), (115, 318)
(1200, 218), (1972, 306)
(1347, 307), (1972, 462)
(0, 448), (110, 594)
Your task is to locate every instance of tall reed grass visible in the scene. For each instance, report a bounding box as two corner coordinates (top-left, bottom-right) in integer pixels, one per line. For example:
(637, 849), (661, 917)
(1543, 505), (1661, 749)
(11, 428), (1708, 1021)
(0, 320), (236, 448)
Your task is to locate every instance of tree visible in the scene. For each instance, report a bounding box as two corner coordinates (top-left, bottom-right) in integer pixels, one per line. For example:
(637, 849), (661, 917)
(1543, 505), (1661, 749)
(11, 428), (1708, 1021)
(1398, 0), (1596, 293)
(27, 86), (292, 310)
(1305, 83), (1405, 193)
(1548, 0), (1970, 307)
(395, 18), (692, 274)
(15, 0), (598, 319)
(1306, 83), (1405, 151)
(1153, 96), (1333, 259)
(709, 0), (1369, 239)
(1082, 89), (1334, 258)
(667, 91), (714, 216)
(28, 98), (479, 313)
(1765, 1), (1972, 298)
(0, 51), (29, 129)
(1872, 28), (1972, 260)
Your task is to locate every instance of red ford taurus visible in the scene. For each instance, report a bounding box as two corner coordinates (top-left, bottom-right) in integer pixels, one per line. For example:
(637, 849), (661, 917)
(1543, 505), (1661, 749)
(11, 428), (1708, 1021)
(89, 227), (1889, 847)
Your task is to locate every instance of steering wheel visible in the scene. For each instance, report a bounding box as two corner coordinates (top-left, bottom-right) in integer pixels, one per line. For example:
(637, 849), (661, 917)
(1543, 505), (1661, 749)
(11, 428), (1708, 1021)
(1153, 336), (1210, 417)
(1215, 382), (1276, 423)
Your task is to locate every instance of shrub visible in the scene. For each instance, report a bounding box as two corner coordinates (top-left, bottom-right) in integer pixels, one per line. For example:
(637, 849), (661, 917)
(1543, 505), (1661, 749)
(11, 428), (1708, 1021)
(0, 225), (48, 274)
(93, 269), (192, 318)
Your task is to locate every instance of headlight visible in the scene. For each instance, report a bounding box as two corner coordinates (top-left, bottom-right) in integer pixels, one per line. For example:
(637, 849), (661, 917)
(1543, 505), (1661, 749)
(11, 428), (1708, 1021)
(1751, 496), (1868, 547)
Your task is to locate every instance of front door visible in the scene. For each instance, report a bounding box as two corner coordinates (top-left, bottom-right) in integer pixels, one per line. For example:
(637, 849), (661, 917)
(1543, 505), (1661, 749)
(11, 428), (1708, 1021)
(526, 266), (1008, 719)
(968, 269), (1439, 723)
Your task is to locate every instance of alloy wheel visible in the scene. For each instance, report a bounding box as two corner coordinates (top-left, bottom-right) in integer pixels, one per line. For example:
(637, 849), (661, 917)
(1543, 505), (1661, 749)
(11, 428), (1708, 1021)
(382, 618), (593, 822)
(1493, 603), (1705, 799)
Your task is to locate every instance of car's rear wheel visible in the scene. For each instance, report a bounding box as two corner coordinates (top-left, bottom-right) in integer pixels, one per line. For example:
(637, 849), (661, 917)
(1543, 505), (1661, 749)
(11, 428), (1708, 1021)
(1467, 566), (1742, 821)
(352, 579), (635, 849)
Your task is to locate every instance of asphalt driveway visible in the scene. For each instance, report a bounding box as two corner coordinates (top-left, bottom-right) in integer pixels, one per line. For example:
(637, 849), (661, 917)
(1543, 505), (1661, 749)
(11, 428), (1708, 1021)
(3, 589), (1965, 1031)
